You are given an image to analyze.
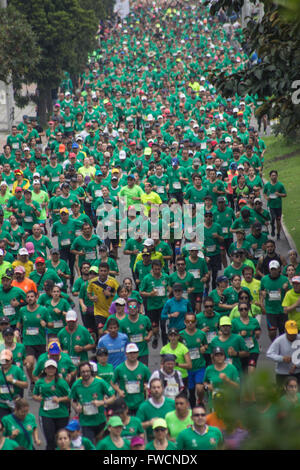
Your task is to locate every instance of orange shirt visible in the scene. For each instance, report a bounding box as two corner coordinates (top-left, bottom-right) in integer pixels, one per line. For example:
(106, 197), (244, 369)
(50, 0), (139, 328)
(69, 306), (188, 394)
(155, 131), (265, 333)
(206, 412), (226, 431)
(11, 278), (37, 294)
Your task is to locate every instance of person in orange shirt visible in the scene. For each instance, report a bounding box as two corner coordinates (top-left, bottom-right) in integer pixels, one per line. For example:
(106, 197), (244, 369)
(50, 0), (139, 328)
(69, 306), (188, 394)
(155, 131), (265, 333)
(11, 265), (37, 294)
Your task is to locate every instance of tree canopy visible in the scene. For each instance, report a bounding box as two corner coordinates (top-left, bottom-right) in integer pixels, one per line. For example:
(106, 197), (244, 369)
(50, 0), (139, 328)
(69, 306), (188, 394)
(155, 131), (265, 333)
(207, 0), (300, 138)
(8, 0), (113, 124)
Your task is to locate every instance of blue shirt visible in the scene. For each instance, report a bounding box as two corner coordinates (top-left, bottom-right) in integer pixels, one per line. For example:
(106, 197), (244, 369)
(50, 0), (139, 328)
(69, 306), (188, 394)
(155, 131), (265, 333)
(161, 297), (193, 331)
(97, 332), (128, 368)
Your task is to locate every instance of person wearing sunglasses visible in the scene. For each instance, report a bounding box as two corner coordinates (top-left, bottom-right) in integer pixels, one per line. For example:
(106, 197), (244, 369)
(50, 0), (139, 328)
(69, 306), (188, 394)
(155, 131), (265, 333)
(203, 347), (240, 411)
(176, 404), (224, 450)
(224, 249), (248, 280)
(210, 316), (249, 377)
(161, 283), (193, 333)
(202, 211), (224, 291)
(180, 312), (208, 407)
(145, 418), (176, 450)
(196, 297), (221, 366)
(119, 298), (153, 367)
(231, 302), (261, 374)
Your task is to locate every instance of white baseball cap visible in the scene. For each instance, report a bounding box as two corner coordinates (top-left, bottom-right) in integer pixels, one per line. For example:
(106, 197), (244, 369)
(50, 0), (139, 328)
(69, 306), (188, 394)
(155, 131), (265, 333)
(66, 310), (78, 321)
(269, 260), (280, 270)
(19, 248), (29, 256)
(45, 359), (58, 369)
(126, 343), (139, 354)
(144, 238), (154, 247)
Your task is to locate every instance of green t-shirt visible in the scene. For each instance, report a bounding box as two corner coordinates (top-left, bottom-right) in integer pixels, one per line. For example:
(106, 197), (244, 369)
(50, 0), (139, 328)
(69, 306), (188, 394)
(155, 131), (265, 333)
(180, 328), (208, 370)
(210, 333), (249, 374)
(140, 272), (169, 310)
(119, 315), (152, 358)
(0, 285), (26, 326)
(146, 440), (177, 450)
(33, 377), (70, 418)
(263, 181), (286, 209)
(96, 362), (114, 384)
(52, 219), (76, 249)
(96, 435), (131, 450)
(57, 324), (95, 365)
(18, 305), (52, 346)
(70, 376), (115, 426)
(136, 397), (175, 441)
(204, 363), (240, 410)
(176, 425), (223, 450)
(165, 409), (193, 440)
(231, 316), (261, 353)
(71, 234), (102, 267)
(112, 361), (151, 410)
(33, 351), (76, 380)
(260, 274), (289, 315)
(2, 412), (37, 450)
(0, 364), (27, 409)
(184, 256), (208, 293)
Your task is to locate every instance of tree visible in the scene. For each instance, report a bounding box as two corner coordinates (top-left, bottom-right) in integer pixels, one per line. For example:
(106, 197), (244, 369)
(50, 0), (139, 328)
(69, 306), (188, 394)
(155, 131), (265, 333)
(0, 5), (40, 106)
(9, 0), (101, 126)
(206, 0), (300, 139)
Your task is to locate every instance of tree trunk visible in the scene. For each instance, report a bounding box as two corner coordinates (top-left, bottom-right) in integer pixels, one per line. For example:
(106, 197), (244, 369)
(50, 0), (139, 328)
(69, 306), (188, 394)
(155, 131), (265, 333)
(37, 85), (50, 128)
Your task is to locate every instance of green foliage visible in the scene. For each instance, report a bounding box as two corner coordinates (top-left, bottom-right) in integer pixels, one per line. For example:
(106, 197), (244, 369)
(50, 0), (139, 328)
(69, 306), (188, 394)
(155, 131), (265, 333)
(0, 5), (40, 85)
(207, 0), (300, 138)
(9, 0), (99, 89)
(216, 369), (300, 449)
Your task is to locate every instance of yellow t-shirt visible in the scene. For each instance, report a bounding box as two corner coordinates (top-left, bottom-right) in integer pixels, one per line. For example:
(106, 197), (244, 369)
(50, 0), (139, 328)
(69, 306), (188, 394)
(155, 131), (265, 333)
(282, 289), (300, 327)
(12, 260), (34, 278)
(140, 191), (162, 216)
(241, 278), (261, 303)
(87, 275), (119, 318)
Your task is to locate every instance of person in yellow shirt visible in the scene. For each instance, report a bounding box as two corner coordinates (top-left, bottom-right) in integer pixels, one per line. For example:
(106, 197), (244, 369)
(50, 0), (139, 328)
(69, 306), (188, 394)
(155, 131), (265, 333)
(241, 265), (261, 304)
(133, 238), (165, 271)
(12, 247), (34, 278)
(87, 261), (119, 335)
(282, 276), (300, 328)
(78, 157), (97, 181)
(140, 182), (162, 216)
(11, 169), (30, 195)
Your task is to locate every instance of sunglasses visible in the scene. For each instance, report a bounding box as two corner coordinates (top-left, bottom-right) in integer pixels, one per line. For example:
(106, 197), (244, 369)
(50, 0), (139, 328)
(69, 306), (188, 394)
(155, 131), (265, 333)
(193, 413), (206, 417)
(239, 307), (249, 311)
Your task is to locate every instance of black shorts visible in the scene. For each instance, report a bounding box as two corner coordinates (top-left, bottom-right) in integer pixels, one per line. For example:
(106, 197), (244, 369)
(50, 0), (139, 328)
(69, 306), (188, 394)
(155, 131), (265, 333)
(270, 207), (282, 220)
(207, 253), (222, 271)
(266, 313), (288, 333)
(146, 308), (162, 327)
(25, 344), (46, 359)
(241, 352), (259, 369)
(95, 315), (107, 329)
(222, 238), (233, 254)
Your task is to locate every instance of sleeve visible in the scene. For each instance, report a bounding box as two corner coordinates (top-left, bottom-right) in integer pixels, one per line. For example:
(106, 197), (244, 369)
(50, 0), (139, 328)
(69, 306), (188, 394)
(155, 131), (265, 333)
(266, 337), (283, 363)
(176, 430), (186, 450)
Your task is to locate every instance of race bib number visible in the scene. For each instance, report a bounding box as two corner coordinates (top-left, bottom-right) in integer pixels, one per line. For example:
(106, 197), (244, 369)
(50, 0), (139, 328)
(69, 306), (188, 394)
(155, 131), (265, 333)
(43, 398), (59, 411)
(3, 306), (15, 316)
(125, 382), (140, 394)
(26, 327), (39, 336)
(269, 290), (281, 301)
(83, 402), (98, 416)
(189, 269), (200, 279)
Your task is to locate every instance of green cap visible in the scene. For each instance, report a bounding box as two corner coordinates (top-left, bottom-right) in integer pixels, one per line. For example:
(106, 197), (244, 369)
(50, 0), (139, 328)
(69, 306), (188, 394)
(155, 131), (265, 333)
(105, 416), (123, 430)
(152, 418), (167, 430)
(219, 316), (232, 327)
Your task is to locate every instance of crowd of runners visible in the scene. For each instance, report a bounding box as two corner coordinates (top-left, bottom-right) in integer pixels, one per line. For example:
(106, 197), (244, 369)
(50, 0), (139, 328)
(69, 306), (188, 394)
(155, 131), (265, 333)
(0, 0), (299, 452)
